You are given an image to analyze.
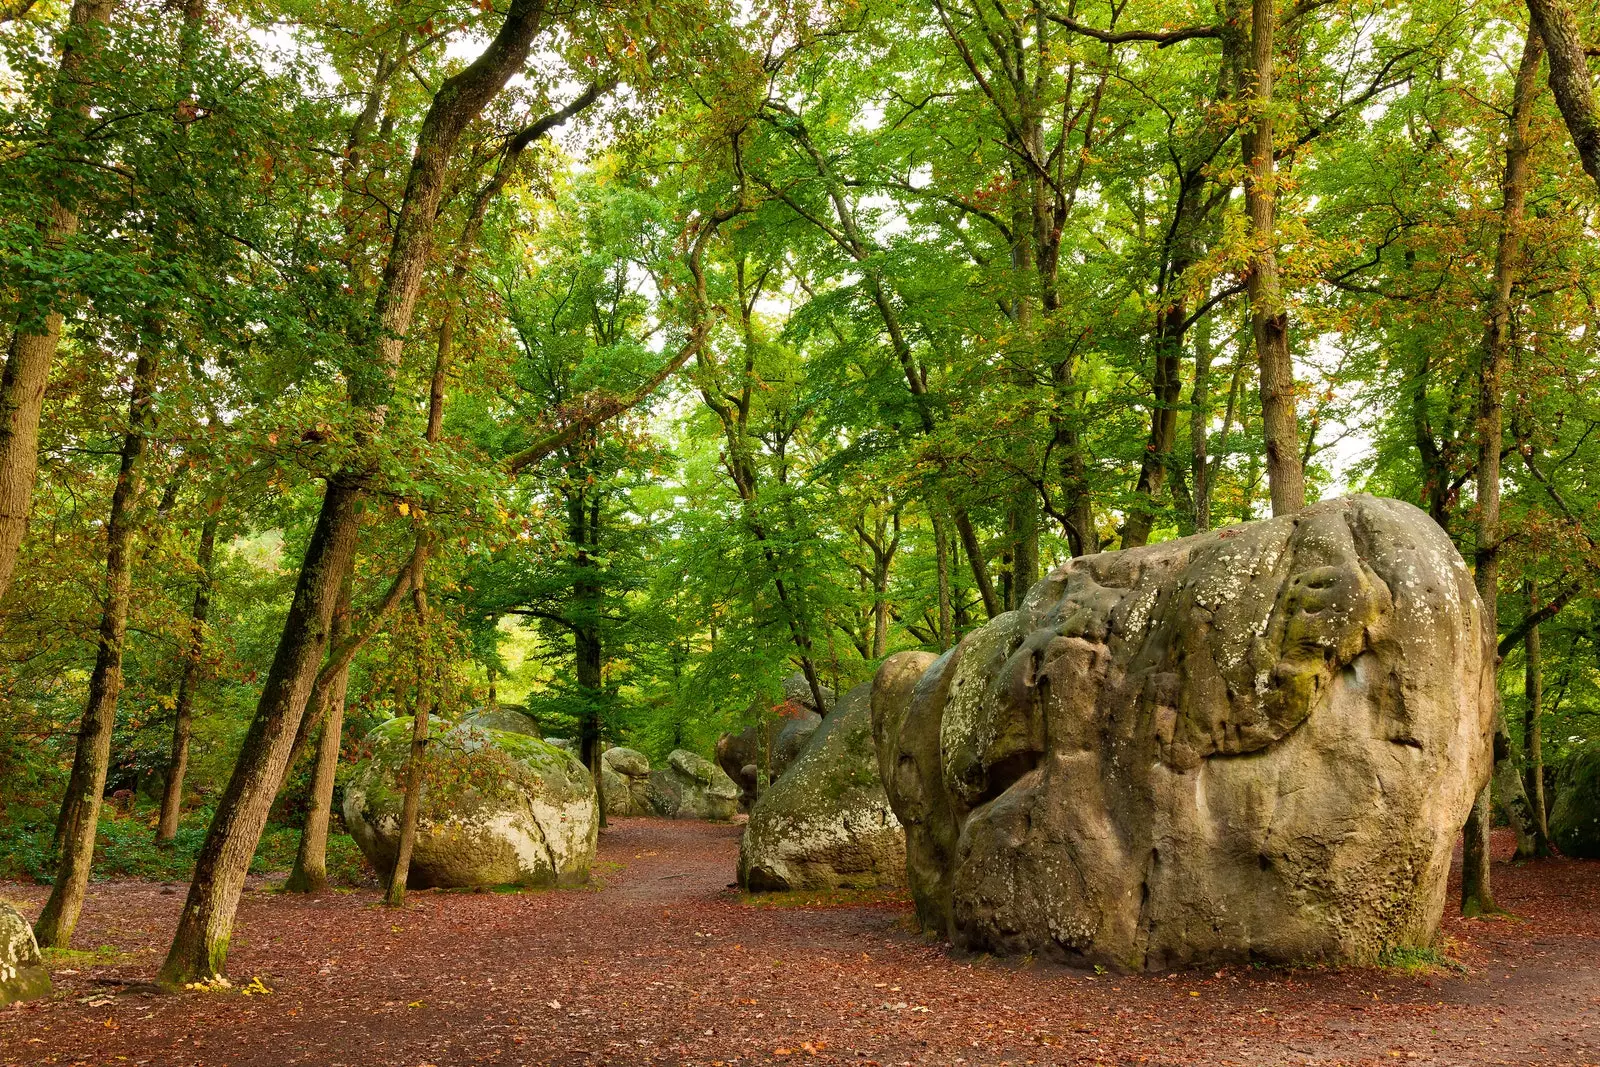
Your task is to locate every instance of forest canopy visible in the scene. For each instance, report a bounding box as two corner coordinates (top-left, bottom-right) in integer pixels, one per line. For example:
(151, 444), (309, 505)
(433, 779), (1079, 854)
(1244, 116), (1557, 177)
(1, 0), (1597, 982)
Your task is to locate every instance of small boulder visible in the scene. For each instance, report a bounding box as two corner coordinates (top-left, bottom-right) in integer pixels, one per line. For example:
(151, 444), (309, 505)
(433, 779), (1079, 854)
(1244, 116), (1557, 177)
(343, 718), (597, 889)
(1551, 747), (1600, 858)
(0, 902), (50, 1006)
(716, 704), (822, 811)
(649, 750), (739, 820)
(739, 681), (905, 892)
(601, 747), (653, 816)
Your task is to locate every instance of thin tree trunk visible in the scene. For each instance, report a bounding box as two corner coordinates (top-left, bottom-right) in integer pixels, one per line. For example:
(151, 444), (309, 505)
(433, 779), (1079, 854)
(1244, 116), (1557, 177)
(385, 580), (432, 907)
(933, 507), (952, 650)
(157, 512), (217, 844)
(1522, 581), (1551, 854)
(952, 510), (1001, 619)
(1526, 0), (1600, 191)
(1464, 29), (1545, 915)
(34, 342), (160, 948)
(1242, 0), (1305, 517)
(1007, 498), (1037, 607)
(158, 0), (548, 985)
(0, 0), (116, 605)
(284, 577), (353, 893)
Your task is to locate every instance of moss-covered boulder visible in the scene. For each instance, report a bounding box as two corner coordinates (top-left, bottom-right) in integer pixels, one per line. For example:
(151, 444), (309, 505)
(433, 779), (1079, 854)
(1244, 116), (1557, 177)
(601, 747), (653, 816)
(460, 705), (540, 737)
(343, 718), (597, 889)
(648, 750), (739, 820)
(1551, 748), (1600, 858)
(739, 681), (905, 892)
(0, 902), (50, 1006)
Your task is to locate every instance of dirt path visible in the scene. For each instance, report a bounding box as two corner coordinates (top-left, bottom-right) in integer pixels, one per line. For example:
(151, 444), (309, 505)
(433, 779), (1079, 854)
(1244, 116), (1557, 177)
(1, 821), (1596, 1066)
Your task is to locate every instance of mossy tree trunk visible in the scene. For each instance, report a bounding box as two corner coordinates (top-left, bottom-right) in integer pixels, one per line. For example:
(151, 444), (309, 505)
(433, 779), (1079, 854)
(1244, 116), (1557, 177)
(35, 342), (160, 949)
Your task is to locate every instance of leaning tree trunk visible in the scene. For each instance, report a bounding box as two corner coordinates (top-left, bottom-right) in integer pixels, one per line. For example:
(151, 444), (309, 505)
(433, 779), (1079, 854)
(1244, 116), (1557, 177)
(158, 0), (549, 985)
(1526, 0), (1600, 191)
(1242, 0), (1305, 517)
(1464, 28), (1545, 916)
(157, 512), (218, 844)
(284, 576), (353, 893)
(0, 0), (115, 606)
(1522, 582), (1551, 855)
(34, 345), (159, 948)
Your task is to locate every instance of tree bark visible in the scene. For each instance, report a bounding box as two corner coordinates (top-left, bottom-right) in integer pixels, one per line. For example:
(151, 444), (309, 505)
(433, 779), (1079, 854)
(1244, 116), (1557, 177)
(34, 343), (159, 948)
(157, 512), (218, 844)
(1526, 0), (1600, 191)
(158, 0), (549, 985)
(1463, 28), (1545, 915)
(284, 577), (353, 893)
(933, 507), (952, 650)
(1522, 582), (1551, 855)
(0, 0), (116, 605)
(1242, 0), (1305, 517)
(385, 580), (432, 907)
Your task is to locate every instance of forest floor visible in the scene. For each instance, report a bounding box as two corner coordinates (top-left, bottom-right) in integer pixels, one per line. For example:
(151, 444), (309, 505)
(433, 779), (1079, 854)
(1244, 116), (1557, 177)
(0, 821), (1595, 1067)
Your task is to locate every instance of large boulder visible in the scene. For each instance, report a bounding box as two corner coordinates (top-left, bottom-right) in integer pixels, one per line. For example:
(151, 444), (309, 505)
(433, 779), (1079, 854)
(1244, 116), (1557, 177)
(343, 718), (597, 889)
(1550, 747), (1600, 858)
(873, 495), (1493, 971)
(716, 686), (825, 811)
(648, 750), (740, 820)
(739, 681), (905, 892)
(601, 747), (654, 816)
(0, 902), (49, 1006)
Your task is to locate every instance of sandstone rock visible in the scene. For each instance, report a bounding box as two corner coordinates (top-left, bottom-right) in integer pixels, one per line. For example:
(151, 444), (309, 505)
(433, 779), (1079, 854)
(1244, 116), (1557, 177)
(739, 681), (906, 892)
(873, 495), (1493, 970)
(716, 692), (824, 811)
(543, 736), (578, 755)
(601, 747), (653, 817)
(1550, 748), (1600, 858)
(649, 749), (739, 820)
(460, 705), (540, 737)
(0, 902), (50, 1006)
(343, 718), (597, 889)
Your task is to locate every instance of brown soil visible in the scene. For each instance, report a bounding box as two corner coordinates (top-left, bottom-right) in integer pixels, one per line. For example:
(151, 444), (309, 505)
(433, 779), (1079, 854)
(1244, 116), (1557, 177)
(0, 822), (1595, 1066)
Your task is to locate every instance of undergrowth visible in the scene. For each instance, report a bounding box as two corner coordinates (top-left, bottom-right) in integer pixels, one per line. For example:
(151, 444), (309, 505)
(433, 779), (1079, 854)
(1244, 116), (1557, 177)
(0, 804), (374, 886)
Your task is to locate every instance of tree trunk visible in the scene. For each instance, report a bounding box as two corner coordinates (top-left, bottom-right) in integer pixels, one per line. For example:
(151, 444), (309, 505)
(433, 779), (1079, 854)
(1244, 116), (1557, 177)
(385, 580), (433, 907)
(1463, 29), (1546, 914)
(0, 0), (116, 605)
(952, 510), (1001, 619)
(157, 512), (217, 844)
(34, 343), (159, 948)
(1007, 497), (1038, 608)
(284, 577), (353, 894)
(1526, 0), (1600, 191)
(933, 507), (952, 650)
(1242, 0), (1305, 517)
(158, 0), (548, 985)
(572, 485), (607, 828)
(1522, 583), (1551, 855)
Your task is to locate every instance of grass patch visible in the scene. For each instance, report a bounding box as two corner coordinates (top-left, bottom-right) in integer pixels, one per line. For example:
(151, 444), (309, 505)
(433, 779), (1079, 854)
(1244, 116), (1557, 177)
(41, 944), (129, 966)
(1376, 943), (1467, 976)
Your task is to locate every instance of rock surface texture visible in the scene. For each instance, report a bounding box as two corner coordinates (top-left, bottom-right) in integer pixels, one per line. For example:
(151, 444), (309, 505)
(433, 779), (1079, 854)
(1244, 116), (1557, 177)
(344, 718), (597, 889)
(717, 674), (832, 810)
(649, 750), (740, 821)
(1550, 748), (1600, 858)
(739, 681), (906, 892)
(0, 902), (49, 1006)
(872, 495), (1493, 971)
(601, 747), (655, 817)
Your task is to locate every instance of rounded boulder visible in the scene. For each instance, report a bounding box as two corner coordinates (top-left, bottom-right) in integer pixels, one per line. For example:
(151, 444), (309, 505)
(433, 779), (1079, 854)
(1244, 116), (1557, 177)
(343, 718), (597, 889)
